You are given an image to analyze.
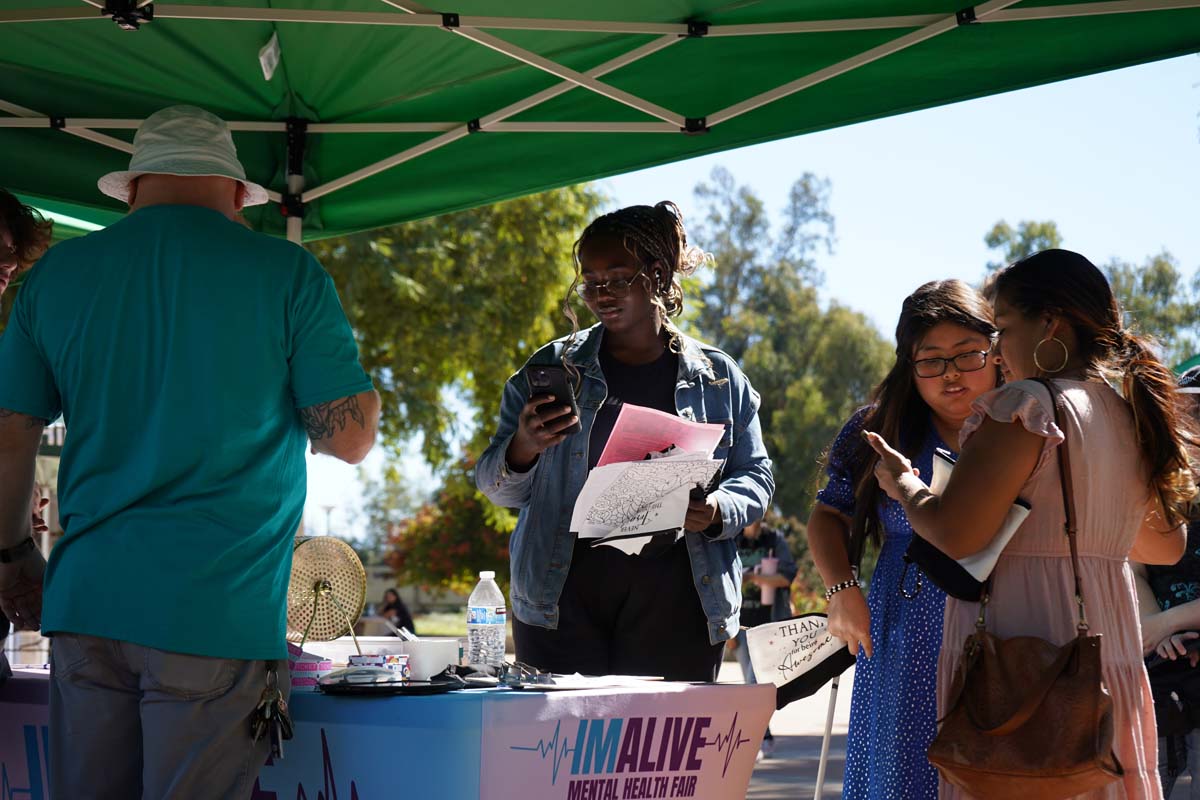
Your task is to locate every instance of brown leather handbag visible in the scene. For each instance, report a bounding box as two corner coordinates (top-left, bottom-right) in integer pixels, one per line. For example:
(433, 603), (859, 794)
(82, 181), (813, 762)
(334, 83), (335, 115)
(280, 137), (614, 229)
(927, 378), (1124, 798)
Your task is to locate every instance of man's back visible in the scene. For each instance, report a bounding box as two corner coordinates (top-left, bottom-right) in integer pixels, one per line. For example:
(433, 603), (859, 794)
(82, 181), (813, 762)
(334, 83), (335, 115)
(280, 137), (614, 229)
(0, 204), (372, 659)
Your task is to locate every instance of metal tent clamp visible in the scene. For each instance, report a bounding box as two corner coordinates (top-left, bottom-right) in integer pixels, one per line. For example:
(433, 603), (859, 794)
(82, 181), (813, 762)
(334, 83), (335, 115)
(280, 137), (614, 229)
(102, 0), (153, 29)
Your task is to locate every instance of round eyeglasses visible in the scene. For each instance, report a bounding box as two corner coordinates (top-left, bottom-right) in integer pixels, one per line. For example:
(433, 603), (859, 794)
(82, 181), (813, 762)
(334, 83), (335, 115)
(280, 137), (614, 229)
(912, 350), (991, 378)
(575, 266), (646, 300)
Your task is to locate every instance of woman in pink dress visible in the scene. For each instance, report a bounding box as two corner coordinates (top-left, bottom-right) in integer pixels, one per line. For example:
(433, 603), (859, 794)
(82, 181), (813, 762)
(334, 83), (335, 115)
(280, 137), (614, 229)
(866, 248), (1197, 798)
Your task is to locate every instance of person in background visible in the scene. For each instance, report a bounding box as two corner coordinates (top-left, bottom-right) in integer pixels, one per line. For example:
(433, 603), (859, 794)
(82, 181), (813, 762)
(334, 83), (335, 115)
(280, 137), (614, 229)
(379, 587), (417, 636)
(730, 518), (797, 759)
(869, 249), (1193, 798)
(0, 189), (53, 686)
(0, 106), (379, 798)
(476, 202), (774, 682)
(0, 188), (52, 296)
(1134, 364), (1200, 797)
(807, 280), (1000, 799)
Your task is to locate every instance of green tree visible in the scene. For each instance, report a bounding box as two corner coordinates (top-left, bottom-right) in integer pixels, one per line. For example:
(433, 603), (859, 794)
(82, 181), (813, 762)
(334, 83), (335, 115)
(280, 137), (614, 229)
(1104, 251), (1200, 365)
(984, 219), (1063, 271)
(309, 185), (604, 466)
(688, 167), (892, 520)
(983, 222), (1200, 365)
(384, 457), (516, 596)
(311, 186), (600, 591)
(351, 462), (416, 566)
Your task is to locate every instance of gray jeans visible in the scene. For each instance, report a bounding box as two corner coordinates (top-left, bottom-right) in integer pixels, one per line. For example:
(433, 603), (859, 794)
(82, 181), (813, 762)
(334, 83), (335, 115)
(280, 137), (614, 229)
(1161, 730), (1200, 799)
(49, 632), (286, 800)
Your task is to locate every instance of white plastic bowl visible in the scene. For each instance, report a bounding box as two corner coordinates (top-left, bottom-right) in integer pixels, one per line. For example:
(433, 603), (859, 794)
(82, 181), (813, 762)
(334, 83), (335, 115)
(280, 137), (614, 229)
(301, 636), (461, 681)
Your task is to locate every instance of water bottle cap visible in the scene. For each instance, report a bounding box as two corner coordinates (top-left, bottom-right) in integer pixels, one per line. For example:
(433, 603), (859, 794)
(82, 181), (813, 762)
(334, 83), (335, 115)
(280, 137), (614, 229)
(479, 570), (495, 580)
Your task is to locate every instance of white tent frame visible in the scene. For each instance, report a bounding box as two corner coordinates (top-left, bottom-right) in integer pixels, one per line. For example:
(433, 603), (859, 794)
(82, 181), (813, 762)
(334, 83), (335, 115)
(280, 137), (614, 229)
(3, 0), (1198, 241)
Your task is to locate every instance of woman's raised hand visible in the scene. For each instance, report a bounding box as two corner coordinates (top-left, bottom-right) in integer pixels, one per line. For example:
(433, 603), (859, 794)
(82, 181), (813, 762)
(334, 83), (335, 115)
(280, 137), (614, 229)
(864, 431), (920, 503)
(506, 395), (579, 469)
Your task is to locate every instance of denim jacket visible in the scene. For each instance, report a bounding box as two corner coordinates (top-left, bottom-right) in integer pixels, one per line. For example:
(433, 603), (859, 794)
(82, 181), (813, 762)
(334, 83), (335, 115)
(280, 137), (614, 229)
(475, 324), (775, 644)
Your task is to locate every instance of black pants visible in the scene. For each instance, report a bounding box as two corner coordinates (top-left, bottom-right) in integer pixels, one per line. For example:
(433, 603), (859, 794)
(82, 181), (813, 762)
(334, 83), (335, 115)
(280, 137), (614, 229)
(514, 537), (724, 682)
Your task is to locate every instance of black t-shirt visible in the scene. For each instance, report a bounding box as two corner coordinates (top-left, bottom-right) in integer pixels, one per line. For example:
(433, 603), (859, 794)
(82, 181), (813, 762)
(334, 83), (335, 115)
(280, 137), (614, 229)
(1146, 522), (1200, 610)
(587, 347), (679, 470)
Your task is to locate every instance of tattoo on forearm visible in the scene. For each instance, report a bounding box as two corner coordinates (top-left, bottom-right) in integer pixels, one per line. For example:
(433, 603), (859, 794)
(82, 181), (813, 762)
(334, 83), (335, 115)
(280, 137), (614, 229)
(0, 408), (49, 430)
(299, 397), (365, 441)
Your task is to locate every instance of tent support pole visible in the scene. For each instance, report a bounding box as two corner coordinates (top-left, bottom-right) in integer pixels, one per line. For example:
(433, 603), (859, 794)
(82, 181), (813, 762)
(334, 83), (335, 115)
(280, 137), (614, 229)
(284, 118), (308, 244)
(707, 0), (1026, 127)
(5, 1), (1200, 29)
(443, 27), (686, 127)
(303, 33), (680, 203)
(379, 0), (686, 126)
(0, 96), (133, 154)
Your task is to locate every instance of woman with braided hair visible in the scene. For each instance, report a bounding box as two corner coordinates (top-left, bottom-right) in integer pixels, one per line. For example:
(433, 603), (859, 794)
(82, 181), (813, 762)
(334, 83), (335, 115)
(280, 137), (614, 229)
(477, 201), (774, 681)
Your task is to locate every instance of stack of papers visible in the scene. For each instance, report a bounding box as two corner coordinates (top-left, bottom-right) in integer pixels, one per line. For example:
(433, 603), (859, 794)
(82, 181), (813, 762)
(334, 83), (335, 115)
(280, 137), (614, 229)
(571, 404), (725, 555)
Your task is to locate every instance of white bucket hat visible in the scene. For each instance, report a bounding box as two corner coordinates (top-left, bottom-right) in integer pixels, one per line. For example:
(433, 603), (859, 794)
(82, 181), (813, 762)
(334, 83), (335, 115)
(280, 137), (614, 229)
(98, 105), (269, 206)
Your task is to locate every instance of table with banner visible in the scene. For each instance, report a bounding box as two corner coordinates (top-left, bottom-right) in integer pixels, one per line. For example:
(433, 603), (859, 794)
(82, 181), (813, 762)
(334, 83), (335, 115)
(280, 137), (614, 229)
(0, 668), (773, 800)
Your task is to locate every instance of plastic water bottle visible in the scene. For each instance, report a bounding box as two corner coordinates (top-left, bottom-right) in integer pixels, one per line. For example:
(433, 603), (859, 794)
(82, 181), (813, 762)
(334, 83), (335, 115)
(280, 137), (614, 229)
(466, 570), (507, 668)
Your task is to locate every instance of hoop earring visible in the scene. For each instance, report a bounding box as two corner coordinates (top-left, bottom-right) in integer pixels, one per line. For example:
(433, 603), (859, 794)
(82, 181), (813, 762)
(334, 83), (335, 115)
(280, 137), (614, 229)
(1033, 337), (1069, 374)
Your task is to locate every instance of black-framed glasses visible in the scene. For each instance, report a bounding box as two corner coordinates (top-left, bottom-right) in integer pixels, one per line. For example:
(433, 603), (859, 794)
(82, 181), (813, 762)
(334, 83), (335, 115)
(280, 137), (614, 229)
(912, 350), (990, 378)
(575, 266), (646, 300)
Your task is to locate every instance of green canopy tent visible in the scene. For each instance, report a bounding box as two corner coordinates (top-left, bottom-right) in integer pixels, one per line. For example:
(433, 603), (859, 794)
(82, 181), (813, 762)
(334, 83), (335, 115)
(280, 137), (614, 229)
(3, 0), (1200, 243)
(1177, 353), (1200, 374)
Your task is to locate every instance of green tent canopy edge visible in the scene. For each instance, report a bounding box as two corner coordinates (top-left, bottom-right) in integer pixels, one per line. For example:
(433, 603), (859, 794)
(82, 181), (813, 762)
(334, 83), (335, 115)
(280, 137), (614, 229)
(2, 0), (1199, 241)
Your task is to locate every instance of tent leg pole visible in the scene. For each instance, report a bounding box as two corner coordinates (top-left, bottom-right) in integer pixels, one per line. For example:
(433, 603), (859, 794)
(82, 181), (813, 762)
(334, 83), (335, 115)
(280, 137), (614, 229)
(814, 675), (840, 799)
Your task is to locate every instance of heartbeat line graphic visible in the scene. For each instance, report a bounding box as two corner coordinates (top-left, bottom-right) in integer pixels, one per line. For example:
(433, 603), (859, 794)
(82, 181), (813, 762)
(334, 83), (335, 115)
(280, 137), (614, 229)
(511, 720), (577, 786)
(251, 728), (360, 800)
(702, 713), (751, 778)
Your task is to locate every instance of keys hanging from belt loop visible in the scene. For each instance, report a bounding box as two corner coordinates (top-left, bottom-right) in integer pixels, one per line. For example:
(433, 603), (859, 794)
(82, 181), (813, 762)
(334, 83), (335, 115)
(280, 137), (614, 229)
(251, 663), (293, 760)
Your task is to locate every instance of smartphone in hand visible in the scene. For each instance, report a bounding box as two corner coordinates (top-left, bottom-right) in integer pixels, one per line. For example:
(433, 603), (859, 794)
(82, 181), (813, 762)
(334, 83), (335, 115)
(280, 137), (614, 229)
(523, 364), (583, 436)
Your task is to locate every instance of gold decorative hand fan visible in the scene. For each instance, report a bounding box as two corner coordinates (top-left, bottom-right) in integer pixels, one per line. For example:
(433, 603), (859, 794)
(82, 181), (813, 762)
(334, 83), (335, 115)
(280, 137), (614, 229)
(286, 536), (367, 654)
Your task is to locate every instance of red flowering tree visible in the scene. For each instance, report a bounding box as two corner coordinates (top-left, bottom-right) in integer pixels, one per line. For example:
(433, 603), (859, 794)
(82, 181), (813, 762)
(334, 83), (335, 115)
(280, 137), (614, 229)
(384, 457), (515, 596)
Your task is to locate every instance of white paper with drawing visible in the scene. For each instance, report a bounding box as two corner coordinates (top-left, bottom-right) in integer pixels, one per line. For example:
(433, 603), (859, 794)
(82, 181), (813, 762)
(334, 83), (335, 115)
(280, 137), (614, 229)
(595, 404), (726, 467)
(570, 451), (722, 555)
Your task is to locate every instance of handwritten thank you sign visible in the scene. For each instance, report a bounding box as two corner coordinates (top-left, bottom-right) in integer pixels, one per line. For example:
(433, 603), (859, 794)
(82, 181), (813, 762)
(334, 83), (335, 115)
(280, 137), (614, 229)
(746, 613), (855, 709)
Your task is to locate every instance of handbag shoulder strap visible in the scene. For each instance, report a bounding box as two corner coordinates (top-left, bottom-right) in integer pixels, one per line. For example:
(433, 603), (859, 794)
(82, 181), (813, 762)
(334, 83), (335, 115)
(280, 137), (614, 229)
(1032, 377), (1091, 633)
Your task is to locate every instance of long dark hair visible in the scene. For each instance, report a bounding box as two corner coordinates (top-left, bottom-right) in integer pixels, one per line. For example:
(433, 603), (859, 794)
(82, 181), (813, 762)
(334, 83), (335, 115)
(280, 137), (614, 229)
(987, 249), (1198, 525)
(0, 188), (53, 271)
(842, 280), (997, 558)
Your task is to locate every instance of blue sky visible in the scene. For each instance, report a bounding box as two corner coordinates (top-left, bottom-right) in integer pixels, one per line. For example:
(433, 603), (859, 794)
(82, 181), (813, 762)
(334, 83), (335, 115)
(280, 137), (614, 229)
(306, 53), (1200, 540)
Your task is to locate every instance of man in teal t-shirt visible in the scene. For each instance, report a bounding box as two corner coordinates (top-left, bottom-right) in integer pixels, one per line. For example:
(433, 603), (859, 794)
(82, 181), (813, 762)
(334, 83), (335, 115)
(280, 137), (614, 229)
(0, 106), (380, 799)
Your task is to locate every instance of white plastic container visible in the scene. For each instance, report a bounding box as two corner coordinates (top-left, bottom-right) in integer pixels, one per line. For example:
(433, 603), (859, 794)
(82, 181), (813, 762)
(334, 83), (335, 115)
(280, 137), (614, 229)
(466, 570), (507, 668)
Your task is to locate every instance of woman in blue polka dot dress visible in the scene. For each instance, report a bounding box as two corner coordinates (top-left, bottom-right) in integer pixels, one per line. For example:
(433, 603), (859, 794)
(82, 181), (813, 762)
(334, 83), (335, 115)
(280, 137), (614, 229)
(806, 280), (1000, 799)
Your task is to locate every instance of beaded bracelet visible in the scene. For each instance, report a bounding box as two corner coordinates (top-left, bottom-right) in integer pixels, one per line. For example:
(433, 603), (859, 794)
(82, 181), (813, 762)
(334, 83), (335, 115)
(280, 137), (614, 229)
(824, 578), (861, 601)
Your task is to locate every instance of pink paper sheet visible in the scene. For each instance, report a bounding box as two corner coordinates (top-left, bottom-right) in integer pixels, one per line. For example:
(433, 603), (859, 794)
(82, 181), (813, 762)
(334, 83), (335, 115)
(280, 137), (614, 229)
(596, 403), (726, 467)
